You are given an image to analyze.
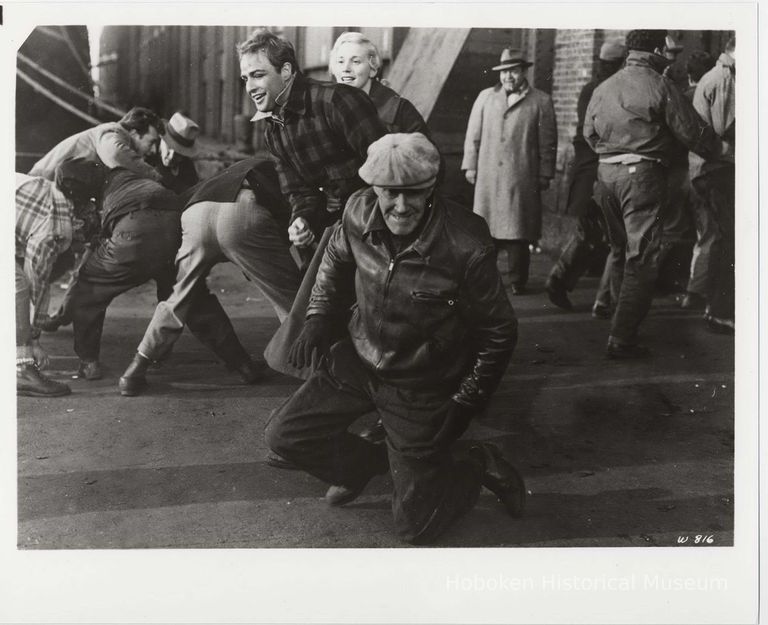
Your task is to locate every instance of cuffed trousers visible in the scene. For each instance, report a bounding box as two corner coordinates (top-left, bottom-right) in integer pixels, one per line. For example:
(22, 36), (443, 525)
(136, 190), (302, 362)
(595, 161), (667, 345)
(265, 340), (482, 544)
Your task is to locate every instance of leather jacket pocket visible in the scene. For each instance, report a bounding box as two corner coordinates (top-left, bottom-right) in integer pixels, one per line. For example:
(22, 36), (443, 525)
(411, 290), (459, 307)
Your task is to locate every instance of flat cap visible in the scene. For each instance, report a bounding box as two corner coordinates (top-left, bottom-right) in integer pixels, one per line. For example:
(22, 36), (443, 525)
(599, 41), (627, 61)
(358, 132), (440, 189)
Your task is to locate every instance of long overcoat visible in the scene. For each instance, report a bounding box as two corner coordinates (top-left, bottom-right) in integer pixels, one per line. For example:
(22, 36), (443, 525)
(462, 84), (557, 241)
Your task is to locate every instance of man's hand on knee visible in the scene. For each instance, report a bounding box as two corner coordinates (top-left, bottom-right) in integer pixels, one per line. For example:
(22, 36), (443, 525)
(288, 315), (332, 369)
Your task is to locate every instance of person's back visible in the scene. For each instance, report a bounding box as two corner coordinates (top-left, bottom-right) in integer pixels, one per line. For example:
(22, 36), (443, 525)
(30, 107), (163, 183)
(30, 123), (118, 180)
(587, 52), (677, 161)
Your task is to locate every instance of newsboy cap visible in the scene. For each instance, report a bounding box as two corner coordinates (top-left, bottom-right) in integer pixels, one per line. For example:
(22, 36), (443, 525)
(599, 41), (627, 62)
(625, 30), (667, 54)
(491, 47), (533, 71)
(358, 132), (440, 189)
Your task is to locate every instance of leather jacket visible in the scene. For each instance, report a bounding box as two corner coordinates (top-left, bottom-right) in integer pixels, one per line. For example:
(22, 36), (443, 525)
(307, 187), (518, 409)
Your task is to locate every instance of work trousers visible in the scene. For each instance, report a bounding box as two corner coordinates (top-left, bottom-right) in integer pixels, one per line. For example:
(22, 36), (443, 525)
(693, 167), (735, 320)
(69, 208), (243, 364)
(595, 161), (667, 345)
(15, 263), (32, 348)
(657, 165), (695, 293)
(137, 190), (301, 362)
(686, 177), (722, 298)
(494, 239), (530, 288)
(265, 340), (483, 544)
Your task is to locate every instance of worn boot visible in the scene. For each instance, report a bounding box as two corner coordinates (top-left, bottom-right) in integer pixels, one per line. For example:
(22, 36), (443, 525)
(468, 443), (526, 517)
(17, 364), (71, 397)
(118, 353), (150, 396)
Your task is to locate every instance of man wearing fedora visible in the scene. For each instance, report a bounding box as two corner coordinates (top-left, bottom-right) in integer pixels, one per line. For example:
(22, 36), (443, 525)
(265, 133), (524, 544)
(545, 41), (626, 314)
(153, 111), (201, 194)
(584, 29), (732, 358)
(462, 47), (557, 295)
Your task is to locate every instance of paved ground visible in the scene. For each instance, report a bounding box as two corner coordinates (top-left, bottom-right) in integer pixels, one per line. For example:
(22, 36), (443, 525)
(16, 252), (734, 548)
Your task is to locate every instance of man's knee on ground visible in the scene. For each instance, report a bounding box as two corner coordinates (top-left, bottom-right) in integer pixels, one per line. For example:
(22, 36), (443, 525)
(263, 406), (301, 460)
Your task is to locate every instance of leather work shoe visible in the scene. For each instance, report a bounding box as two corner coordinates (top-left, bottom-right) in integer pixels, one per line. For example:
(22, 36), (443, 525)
(469, 443), (526, 517)
(17, 364), (71, 397)
(359, 419), (386, 444)
(591, 302), (612, 319)
(77, 360), (103, 381)
(266, 451), (301, 471)
(545, 276), (573, 311)
(234, 358), (267, 384)
(119, 353), (150, 396)
(605, 341), (650, 359)
(325, 481), (369, 507)
(680, 292), (707, 311)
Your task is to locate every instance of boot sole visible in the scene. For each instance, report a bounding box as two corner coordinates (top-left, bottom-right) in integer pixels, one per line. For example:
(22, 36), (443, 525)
(18, 387), (71, 397)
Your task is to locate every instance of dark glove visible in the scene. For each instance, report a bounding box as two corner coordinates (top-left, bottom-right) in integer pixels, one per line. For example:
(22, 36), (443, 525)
(288, 315), (332, 370)
(432, 400), (474, 449)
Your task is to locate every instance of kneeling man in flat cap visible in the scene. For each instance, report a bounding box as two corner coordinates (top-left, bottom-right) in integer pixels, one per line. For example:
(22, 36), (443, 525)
(265, 133), (524, 544)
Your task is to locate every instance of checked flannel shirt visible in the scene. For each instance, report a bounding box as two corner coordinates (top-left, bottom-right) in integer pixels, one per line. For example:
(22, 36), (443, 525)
(257, 71), (386, 232)
(15, 174), (74, 331)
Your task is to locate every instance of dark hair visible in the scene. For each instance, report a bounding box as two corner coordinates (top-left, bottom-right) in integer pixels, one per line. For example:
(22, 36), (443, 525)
(625, 30), (667, 54)
(55, 157), (106, 201)
(686, 50), (716, 83)
(236, 29), (299, 73)
(119, 106), (161, 135)
(725, 36), (736, 53)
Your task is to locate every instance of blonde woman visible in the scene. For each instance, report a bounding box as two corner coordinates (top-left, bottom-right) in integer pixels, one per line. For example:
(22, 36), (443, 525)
(329, 31), (428, 134)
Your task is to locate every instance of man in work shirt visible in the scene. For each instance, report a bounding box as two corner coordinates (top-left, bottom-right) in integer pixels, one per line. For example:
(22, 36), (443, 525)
(584, 29), (731, 358)
(689, 36), (736, 333)
(30, 106), (163, 183)
(16, 159), (103, 396)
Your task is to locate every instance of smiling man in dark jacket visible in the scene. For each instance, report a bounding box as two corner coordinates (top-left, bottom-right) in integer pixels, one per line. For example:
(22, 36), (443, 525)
(265, 133), (523, 545)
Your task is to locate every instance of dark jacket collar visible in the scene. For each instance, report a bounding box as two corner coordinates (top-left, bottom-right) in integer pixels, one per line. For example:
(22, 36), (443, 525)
(277, 71), (309, 118)
(362, 193), (443, 257)
(625, 49), (670, 74)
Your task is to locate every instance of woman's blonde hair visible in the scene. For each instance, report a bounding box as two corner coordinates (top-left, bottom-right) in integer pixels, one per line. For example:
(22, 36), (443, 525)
(328, 31), (382, 80)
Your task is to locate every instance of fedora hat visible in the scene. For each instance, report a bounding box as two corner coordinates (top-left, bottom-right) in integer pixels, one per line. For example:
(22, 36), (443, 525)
(491, 47), (533, 71)
(162, 112), (200, 157)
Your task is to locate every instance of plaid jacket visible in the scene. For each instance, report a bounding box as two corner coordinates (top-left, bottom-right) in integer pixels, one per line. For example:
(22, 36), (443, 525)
(262, 72), (386, 231)
(15, 174), (73, 330)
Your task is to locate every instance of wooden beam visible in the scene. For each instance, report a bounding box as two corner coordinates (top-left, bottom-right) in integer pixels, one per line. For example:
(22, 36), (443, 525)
(385, 28), (471, 120)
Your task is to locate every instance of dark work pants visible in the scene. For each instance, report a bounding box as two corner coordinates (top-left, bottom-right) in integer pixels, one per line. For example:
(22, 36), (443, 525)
(69, 209), (250, 365)
(693, 167), (735, 320)
(265, 340), (483, 544)
(494, 239), (530, 288)
(595, 162), (667, 345)
(549, 160), (609, 291)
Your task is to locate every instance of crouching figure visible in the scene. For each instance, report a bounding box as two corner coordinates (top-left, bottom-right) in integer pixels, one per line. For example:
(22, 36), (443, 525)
(265, 133), (525, 544)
